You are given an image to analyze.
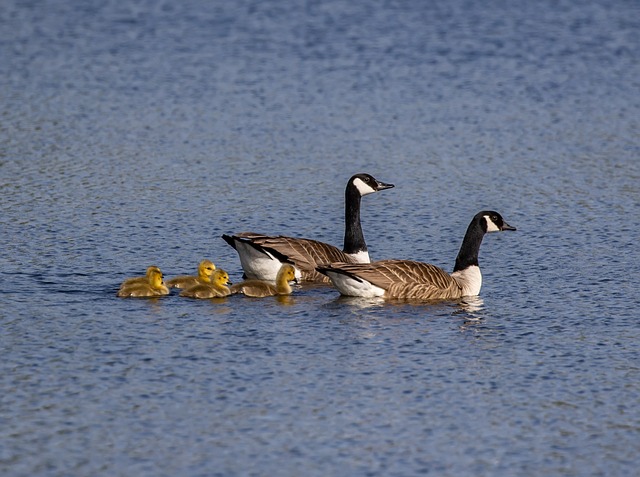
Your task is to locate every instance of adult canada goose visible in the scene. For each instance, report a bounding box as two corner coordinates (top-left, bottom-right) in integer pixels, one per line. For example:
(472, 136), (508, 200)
(222, 173), (394, 282)
(230, 263), (298, 297)
(166, 259), (216, 289)
(317, 211), (516, 300)
(117, 267), (170, 297)
(118, 265), (161, 289)
(180, 269), (231, 299)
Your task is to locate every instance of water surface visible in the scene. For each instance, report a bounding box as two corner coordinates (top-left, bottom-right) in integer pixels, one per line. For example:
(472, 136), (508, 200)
(1, 0), (639, 476)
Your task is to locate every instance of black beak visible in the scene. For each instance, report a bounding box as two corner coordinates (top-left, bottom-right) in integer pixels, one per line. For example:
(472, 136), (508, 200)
(376, 180), (394, 191)
(501, 222), (517, 231)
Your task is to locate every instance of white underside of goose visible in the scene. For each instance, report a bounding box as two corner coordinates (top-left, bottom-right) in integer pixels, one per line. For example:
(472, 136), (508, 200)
(233, 241), (302, 281)
(321, 270), (386, 297)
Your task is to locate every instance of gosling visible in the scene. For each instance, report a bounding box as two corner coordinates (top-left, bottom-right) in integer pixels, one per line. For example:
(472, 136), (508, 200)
(166, 259), (216, 289)
(118, 265), (161, 290)
(230, 263), (298, 297)
(117, 267), (169, 297)
(180, 269), (231, 299)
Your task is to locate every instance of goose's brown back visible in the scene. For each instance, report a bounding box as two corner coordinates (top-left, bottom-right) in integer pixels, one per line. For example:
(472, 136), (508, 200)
(231, 232), (356, 282)
(323, 260), (463, 300)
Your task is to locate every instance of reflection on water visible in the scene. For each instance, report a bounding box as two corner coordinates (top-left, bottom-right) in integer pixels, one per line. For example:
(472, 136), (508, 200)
(458, 296), (484, 313)
(331, 295), (386, 309)
(274, 294), (296, 306)
(454, 297), (490, 333)
(454, 296), (485, 320)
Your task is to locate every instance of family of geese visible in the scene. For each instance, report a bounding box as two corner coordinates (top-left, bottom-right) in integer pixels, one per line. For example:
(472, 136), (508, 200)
(118, 173), (516, 301)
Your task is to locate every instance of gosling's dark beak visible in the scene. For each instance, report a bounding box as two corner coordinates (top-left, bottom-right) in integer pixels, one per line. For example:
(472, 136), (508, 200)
(376, 180), (394, 191)
(293, 278), (299, 284)
(227, 280), (233, 285)
(501, 222), (517, 231)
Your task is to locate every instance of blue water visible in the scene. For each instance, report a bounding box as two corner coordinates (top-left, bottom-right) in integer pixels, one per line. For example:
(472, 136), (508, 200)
(1, 0), (639, 475)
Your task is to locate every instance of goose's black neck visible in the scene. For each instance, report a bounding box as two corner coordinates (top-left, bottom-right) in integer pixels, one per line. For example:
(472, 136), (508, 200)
(453, 215), (486, 272)
(343, 184), (366, 254)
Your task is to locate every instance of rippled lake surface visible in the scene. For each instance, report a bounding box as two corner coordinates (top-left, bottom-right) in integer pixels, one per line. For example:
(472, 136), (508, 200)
(2, 0), (639, 475)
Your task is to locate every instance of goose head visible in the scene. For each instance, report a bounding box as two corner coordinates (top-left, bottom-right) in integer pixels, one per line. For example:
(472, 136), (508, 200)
(453, 211), (516, 274)
(480, 211), (517, 233)
(350, 173), (395, 197)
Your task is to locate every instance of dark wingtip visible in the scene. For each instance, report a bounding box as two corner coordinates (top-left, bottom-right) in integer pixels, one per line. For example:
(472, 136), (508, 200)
(316, 265), (364, 283)
(221, 234), (237, 249)
(316, 266), (330, 276)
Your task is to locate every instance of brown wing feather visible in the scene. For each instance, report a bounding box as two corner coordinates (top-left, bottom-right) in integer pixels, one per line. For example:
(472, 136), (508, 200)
(324, 260), (463, 300)
(235, 233), (354, 283)
(385, 281), (462, 300)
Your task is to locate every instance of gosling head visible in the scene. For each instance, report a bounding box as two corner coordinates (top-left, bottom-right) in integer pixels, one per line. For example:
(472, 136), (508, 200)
(146, 265), (162, 278)
(212, 269), (231, 286)
(198, 259), (216, 278)
(149, 268), (165, 288)
(279, 263), (298, 284)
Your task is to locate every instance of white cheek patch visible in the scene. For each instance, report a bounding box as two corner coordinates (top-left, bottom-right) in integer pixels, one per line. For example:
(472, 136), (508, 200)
(352, 177), (377, 196)
(484, 215), (501, 233)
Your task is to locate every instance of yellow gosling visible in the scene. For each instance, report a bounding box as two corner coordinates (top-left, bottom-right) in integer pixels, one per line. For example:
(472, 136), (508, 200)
(230, 263), (297, 298)
(180, 269), (231, 299)
(166, 259), (216, 289)
(117, 268), (169, 297)
(118, 265), (161, 289)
